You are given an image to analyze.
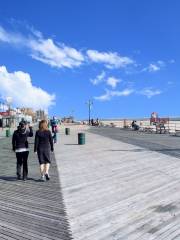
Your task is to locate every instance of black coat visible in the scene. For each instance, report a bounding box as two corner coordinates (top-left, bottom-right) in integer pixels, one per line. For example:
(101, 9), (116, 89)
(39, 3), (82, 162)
(34, 130), (54, 152)
(12, 127), (33, 151)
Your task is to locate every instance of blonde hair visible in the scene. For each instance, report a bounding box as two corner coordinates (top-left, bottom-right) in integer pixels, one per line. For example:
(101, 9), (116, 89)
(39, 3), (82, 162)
(39, 120), (48, 131)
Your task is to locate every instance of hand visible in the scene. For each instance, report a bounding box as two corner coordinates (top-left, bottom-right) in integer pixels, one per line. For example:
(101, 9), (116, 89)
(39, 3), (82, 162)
(34, 151), (37, 154)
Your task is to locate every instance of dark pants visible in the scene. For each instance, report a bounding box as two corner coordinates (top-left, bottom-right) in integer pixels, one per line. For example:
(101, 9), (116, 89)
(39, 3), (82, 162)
(53, 132), (57, 143)
(16, 151), (29, 179)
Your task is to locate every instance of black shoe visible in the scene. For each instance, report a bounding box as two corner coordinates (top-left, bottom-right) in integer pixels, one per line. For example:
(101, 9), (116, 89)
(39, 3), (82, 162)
(45, 174), (50, 181)
(23, 178), (27, 181)
(17, 176), (21, 180)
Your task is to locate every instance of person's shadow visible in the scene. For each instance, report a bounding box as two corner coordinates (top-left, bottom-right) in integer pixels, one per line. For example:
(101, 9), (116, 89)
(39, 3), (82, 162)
(0, 176), (19, 181)
(0, 176), (39, 182)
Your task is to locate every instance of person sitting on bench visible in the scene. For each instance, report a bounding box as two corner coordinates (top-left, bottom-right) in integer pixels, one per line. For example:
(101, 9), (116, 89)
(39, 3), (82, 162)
(131, 120), (139, 130)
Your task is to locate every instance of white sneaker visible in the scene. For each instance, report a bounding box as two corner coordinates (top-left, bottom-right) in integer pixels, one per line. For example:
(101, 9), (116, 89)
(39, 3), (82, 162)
(41, 175), (45, 181)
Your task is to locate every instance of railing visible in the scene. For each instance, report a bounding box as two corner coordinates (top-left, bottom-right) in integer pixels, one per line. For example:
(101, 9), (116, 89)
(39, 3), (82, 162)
(100, 119), (180, 134)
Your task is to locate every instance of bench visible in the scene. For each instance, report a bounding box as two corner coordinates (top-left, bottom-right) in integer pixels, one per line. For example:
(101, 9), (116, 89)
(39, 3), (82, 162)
(110, 123), (116, 127)
(175, 130), (180, 136)
(144, 126), (155, 133)
(123, 125), (131, 129)
(156, 124), (170, 134)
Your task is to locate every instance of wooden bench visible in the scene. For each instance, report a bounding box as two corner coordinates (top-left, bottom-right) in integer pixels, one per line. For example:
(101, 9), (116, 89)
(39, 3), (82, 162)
(156, 123), (170, 134)
(175, 130), (180, 136)
(110, 122), (116, 127)
(144, 126), (155, 133)
(123, 125), (131, 129)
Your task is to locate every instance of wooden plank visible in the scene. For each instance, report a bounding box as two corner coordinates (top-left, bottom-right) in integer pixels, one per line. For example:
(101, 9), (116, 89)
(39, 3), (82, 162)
(56, 126), (180, 240)
(0, 136), (72, 240)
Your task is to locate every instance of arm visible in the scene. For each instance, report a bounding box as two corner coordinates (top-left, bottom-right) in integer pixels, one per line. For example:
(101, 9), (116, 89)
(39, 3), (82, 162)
(49, 131), (54, 152)
(28, 126), (33, 137)
(34, 131), (39, 152)
(12, 132), (16, 151)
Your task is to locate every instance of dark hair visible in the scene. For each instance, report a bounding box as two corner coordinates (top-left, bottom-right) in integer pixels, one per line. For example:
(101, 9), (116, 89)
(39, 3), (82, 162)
(19, 122), (25, 128)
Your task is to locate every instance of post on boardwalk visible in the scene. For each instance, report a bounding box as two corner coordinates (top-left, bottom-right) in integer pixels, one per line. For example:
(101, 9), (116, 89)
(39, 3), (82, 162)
(86, 100), (93, 125)
(78, 132), (85, 145)
(65, 127), (70, 135)
(6, 128), (10, 137)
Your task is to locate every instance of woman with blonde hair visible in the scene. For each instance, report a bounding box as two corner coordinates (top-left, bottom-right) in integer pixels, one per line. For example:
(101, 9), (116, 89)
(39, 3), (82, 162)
(34, 120), (54, 181)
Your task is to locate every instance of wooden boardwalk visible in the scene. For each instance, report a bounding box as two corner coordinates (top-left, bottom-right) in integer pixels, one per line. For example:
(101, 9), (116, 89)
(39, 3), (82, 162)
(0, 136), (72, 240)
(88, 127), (180, 159)
(56, 126), (180, 240)
(3, 125), (180, 239)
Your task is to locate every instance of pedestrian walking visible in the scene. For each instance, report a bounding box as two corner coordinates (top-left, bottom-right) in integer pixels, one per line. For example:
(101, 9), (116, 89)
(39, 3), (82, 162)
(12, 121), (33, 180)
(52, 124), (59, 143)
(50, 116), (58, 133)
(34, 120), (54, 181)
(50, 116), (59, 143)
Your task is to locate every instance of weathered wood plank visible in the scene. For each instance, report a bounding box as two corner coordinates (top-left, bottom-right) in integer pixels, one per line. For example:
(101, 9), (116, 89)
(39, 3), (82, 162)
(0, 136), (72, 240)
(56, 126), (180, 240)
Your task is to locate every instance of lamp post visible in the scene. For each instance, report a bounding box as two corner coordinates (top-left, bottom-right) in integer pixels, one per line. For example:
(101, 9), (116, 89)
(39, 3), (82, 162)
(86, 100), (93, 125)
(6, 97), (12, 128)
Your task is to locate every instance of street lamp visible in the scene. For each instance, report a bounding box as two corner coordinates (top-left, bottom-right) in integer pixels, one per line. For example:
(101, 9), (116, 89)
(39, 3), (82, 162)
(6, 97), (13, 128)
(6, 97), (12, 114)
(86, 100), (93, 125)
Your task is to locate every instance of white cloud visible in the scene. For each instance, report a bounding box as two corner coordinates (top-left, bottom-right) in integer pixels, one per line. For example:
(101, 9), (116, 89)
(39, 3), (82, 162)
(94, 91), (111, 101)
(144, 64), (160, 72)
(95, 87), (162, 101)
(169, 59), (175, 64)
(90, 71), (106, 85)
(167, 81), (173, 85)
(94, 89), (134, 101)
(0, 26), (85, 69)
(142, 61), (166, 73)
(106, 77), (121, 88)
(0, 66), (55, 110)
(29, 39), (84, 68)
(157, 60), (165, 66)
(87, 50), (134, 69)
(138, 88), (162, 98)
(1, 25), (134, 70)
(0, 26), (26, 44)
(90, 72), (121, 89)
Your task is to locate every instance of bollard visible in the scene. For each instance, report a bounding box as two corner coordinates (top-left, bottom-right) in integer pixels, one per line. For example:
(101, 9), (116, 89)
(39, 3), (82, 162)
(6, 129), (10, 137)
(65, 128), (70, 135)
(78, 133), (85, 145)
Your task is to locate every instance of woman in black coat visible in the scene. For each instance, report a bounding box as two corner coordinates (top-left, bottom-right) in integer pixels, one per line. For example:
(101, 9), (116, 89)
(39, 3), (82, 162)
(34, 120), (54, 181)
(12, 121), (33, 180)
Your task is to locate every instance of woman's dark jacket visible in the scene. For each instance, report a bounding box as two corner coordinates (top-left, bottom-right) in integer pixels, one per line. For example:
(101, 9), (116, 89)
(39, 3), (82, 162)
(12, 127), (33, 151)
(34, 130), (54, 152)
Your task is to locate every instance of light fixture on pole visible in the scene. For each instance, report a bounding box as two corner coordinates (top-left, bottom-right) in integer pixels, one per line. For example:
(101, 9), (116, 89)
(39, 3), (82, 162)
(6, 96), (13, 115)
(6, 97), (13, 128)
(86, 100), (93, 125)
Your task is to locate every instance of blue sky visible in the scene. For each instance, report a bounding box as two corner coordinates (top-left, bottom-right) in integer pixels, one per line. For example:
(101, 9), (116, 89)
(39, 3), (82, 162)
(0, 0), (179, 119)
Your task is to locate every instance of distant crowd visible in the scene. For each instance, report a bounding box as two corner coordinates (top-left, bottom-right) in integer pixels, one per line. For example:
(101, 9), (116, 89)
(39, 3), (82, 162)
(90, 118), (99, 126)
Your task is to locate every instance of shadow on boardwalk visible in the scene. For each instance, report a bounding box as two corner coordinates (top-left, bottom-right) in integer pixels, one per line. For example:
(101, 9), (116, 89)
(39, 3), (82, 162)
(0, 176), (44, 182)
(0, 137), (73, 240)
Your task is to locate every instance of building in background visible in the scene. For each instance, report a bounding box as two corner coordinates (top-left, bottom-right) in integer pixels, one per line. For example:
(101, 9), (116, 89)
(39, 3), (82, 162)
(61, 116), (74, 123)
(36, 110), (47, 121)
(0, 106), (34, 128)
(0, 99), (47, 127)
(20, 108), (36, 122)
